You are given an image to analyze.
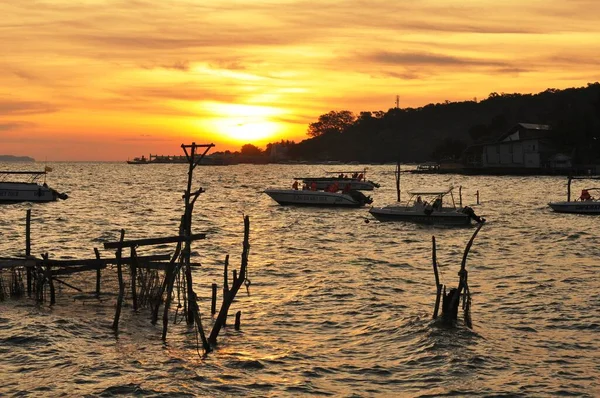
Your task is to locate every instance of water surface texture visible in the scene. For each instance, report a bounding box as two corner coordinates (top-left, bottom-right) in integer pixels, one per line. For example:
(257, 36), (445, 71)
(1, 163), (599, 397)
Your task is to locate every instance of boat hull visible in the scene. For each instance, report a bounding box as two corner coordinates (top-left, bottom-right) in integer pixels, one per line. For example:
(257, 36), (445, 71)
(0, 182), (58, 203)
(265, 189), (368, 207)
(548, 201), (600, 214)
(369, 206), (472, 225)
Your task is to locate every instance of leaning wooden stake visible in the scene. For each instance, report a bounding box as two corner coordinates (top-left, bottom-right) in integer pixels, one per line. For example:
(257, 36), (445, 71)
(449, 222), (484, 315)
(432, 222), (484, 327)
(395, 161), (401, 202)
(130, 247), (138, 311)
(26, 209), (32, 297)
(431, 236), (442, 319)
(234, 311), (242, 330)
(211, 283), (217, 315)
(209, 216), (250, 345)
(112, 229), (126, 331)
(161, 262), (177, 340)
(94, 248), (101, 297)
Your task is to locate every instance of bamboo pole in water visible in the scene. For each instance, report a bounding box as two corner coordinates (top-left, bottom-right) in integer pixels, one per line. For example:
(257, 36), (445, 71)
(161, 262), (176, 340)
(395, 161), (401, 202)
(443, 222), (484, 326)
(211, 283), (217, 315)
(26, 209), (32, 297)
(130, 247), (138, 311)
(112, 229), (126, 331)
(235, 311), (241, 331)
(209, 216), (250, 345)
(431, 236), (442, 319)
(94, 248), (101, 297)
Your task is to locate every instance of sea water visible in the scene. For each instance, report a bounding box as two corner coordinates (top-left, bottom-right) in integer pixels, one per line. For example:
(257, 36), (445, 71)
(0, 163), (598, 397)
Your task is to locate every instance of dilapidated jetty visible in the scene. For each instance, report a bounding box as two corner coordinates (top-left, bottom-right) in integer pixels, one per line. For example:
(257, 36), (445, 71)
(0, 143), (251, 354)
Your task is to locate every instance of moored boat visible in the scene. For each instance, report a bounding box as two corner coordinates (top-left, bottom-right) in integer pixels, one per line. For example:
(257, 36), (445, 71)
(369, 186), (484, 226)
(296, 169), (380, 191)
(0, 170), (68, 203)
(548, 176), (600, 214)
(127, 155), (149, 164)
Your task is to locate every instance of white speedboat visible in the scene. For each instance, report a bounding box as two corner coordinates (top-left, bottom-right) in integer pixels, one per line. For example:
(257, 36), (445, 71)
(369, 186), (484, 226)
(264, 188), (372, 207)
(0, 170), (68, 203)
(548, 199), (600, 214)
(297, 169), (380, 191)
(548, 176), (600, 214)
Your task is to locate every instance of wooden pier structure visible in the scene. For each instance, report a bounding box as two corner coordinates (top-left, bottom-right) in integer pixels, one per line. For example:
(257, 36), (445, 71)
(0, 143), (252, 354)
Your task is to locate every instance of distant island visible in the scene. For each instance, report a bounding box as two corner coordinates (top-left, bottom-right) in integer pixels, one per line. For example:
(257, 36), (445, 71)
(0, 155), (35, 162)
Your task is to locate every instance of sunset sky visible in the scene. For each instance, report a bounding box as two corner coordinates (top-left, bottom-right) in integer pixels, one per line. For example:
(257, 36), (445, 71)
(2, 0), (600, 161)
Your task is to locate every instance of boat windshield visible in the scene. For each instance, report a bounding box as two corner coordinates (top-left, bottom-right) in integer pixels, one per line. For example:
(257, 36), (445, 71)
(0, 171), (46, 183)
(324, 168), (369, 180)
(404, 186), (456, 209)
(407, 186), (453, 196)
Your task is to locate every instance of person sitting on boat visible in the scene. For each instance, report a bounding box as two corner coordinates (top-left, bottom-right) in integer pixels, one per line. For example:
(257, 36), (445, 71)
(292, 180), (299, 190)
(310, 182), (317, 191)
(302, 183), (308, 190)
(432, 197), (442, 210)
(352, 172), (358, 179)
(327, 182), (339, 192)
(338, 173), (344, 178)
(580, 189), (592, 201)
(416, 195), (422, 204)
(357, 173), (363, 181)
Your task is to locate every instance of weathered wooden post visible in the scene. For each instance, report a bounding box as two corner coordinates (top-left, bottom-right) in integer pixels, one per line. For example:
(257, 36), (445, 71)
(567, 175), (572, 201)
(161, 262), (176, 340)
(476, 190), (480, 205)
(130, 247), (138, 311)
(211, 283), (217, 315)
(223, 255), (230, 325)
(223, 255), (229, 297)
(46, 265), (55, 305)
(112, 229), (126, 331)
(432, 222), (484, 327)
(459, 186), (463, 208)
(235, 311), (241, 330)
(395, 161), (401, 202)
(431, 236), (442, 319)
(181, 142), (214, 325)
(26, 209), (32, 297)
(209, 216), (250, 345)
(94, 248), (101, 297)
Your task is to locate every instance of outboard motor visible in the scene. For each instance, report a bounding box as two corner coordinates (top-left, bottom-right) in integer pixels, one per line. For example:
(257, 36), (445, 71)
(349, 190), (372, 205)
(462, 206), (485, 223)
(51, 189), (69, 200)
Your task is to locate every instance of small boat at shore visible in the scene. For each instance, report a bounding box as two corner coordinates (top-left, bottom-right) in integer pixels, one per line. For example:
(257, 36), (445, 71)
(265, 188), (372, 207)
(369, 186), (484, 226)
(0, 170), (68, 203)
(548, 176), (600, 214)
(296, 169), (380, 191)
(127, 155), (149, 164)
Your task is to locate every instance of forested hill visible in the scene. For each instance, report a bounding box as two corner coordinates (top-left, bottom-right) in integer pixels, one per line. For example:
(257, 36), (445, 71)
(0, 155), (35, 162)
(284, 83), (600, 163)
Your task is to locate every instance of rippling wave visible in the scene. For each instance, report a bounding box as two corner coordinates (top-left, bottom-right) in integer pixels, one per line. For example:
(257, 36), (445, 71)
(1, 163), (599, 397)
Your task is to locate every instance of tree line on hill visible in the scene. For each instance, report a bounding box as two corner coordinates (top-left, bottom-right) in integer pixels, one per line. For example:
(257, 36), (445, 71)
(219, 83), (600, 164)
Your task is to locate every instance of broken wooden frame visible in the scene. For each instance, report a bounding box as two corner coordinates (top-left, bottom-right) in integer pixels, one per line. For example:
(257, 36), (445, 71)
(0, 142), (254, 355)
